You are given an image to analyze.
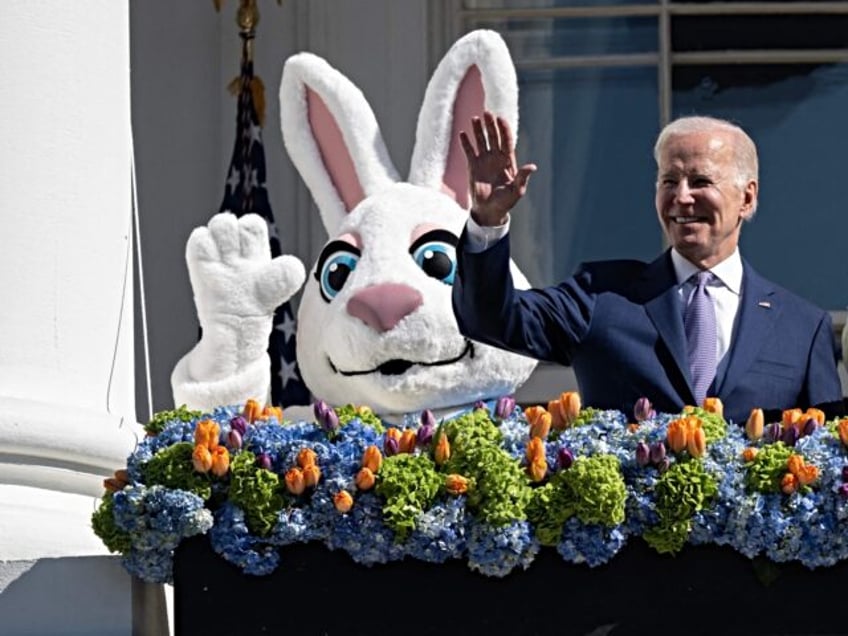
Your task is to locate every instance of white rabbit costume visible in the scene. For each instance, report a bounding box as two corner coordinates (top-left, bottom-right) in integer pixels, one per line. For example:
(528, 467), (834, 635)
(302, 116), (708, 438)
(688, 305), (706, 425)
(172, 30), (537, 418)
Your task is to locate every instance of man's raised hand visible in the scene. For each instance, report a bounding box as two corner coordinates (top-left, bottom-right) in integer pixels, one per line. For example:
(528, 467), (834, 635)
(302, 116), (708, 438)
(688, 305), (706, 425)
(459, 111), (536, 226)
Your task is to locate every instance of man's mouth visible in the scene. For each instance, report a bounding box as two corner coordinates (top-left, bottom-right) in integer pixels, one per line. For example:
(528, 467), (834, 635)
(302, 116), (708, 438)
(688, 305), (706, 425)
(328, 339), (475, 377)
(671, 216), (708, 224)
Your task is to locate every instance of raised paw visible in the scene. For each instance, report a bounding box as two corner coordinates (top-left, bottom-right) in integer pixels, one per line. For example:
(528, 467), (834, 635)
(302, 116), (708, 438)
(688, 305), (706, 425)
(186, 212), (306, 323)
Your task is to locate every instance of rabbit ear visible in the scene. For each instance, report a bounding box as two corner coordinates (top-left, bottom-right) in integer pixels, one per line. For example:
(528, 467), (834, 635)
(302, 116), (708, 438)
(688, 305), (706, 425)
(408, 30), (519, 210)
(280, 52), (400, 234)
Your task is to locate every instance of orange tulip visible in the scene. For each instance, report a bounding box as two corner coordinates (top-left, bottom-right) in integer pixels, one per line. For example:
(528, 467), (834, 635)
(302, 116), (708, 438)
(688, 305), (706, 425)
(745, 409), (764, 441)
(742, 447), (758, 462)
(524, 405), (547, 427)
(103, 477), (125, 493)
(782, 408), (803, 430)
(687, 425), (706, 458)
(261, 405), (283, 422)
(114, 469), (130, 485)
(194, 419), (220, 450)
(434, 433), (451, 465)
(560, 391), (582, 427)
(362, 445), (383, 473)
(528, 457), (548, 482)
(399, 429), (418, 454)
(798, 464), (819, 487)
(804, 408), (825, 425)
(666, 418), (689, 453)
(192, 445), (213, 473)
(334, 490), (354, 513)
(627, 423), (640, 433)
(837, 418), (848, 447)
(702, 397), (723, 418)
(385, 427), (402, 444)
(530, 410), (552, 440)
(525, 437), (545, 463)
(210, 446), (230, 477)
(355, 467), (376, 491)
(302, 463), (321, 488)
(285, 467), (306, 495)
(445, 474), (469, 495)
(243, 398), (262, 423)
(547, 399), (568, 431)
(780, 472), (799, 495)
(786, 454), (806, 478)
(297, 447), (317, 469)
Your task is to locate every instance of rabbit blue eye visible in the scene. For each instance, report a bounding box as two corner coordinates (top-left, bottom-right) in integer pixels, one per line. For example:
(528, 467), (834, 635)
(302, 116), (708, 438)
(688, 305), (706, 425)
(409, 229), (458, 286)
(315, 240), (361, 302)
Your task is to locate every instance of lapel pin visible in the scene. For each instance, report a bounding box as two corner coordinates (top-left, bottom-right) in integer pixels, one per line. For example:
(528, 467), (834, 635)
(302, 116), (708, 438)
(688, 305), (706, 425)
(758, 301), (771, 309)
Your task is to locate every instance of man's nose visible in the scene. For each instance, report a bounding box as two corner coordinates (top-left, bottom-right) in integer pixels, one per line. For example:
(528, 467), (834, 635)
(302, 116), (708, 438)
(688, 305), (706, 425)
(674, 179), (695, 203)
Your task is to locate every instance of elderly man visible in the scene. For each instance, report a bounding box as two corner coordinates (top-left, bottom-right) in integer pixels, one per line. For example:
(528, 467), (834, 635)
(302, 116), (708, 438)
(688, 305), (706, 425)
(451, 112), (844, 424)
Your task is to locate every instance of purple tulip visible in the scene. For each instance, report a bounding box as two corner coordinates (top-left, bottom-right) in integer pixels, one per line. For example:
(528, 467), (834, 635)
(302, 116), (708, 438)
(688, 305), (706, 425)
(495, 395), (516, 420)
(227, 430), (243, 450)
(801, 418), (818, 437)
(781, 426), (799, 447)
(763, 422), (781, 444)
(635, 442), (651, 467)
(256, 453), (272, 470)
(841, 465), (848, 483)
(317, 406), (339, 434)
(839, 483), (848, 500)
(473, 400), (487, 410)
(229, 416), (247, 436)
(384, 436), (400, 457)
(417, 422), (435, 447)
(557, 447), (574, 470)
(313, 399), (332, 422)
(649, 442), (667, 465)
(420, 409), (436, 430)
(657, 457), (671, 474)
(633, 397), (655, 422)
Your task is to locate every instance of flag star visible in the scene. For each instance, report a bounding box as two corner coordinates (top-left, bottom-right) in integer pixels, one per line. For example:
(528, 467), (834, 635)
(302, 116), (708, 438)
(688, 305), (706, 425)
(226, 166), (240, 192)
(245, 168), (258, 193)
(278, 355), (301, 388)
(249, 123), (262, 146)
(275, 312), (297, 343)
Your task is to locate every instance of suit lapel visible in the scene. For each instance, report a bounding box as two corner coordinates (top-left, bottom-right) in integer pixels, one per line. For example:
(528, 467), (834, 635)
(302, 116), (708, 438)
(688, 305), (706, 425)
(636, 251), (694, 402)
(717, 261), (780, 399)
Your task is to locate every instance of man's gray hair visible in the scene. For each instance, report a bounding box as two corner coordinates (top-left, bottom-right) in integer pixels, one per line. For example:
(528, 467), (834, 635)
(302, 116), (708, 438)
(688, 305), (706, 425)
(653, 115), (759, 189)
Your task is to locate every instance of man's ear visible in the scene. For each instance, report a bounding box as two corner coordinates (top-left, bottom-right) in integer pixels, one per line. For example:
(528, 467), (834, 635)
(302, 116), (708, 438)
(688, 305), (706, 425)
(740, 179), (758, 219)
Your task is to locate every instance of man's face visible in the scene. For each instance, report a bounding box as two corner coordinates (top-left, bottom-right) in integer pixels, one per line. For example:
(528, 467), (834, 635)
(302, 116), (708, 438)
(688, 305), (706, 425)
(655, 130), (757, 269)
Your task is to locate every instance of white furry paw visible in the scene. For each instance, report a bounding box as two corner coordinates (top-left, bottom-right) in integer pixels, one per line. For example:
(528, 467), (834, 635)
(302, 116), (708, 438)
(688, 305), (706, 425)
(186, 212), (305, 323)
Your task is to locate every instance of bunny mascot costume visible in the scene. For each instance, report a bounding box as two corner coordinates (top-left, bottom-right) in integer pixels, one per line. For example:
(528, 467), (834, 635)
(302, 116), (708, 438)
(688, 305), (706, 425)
(172, 30), (537, 421)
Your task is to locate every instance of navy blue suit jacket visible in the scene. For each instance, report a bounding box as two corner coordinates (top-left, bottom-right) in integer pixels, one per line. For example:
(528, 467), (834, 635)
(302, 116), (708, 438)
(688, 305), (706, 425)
(452, 231), (843, 424)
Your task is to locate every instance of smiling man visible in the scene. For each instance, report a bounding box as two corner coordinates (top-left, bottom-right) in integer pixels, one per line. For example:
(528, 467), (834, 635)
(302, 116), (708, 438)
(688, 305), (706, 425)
(452, 113), (844, 424)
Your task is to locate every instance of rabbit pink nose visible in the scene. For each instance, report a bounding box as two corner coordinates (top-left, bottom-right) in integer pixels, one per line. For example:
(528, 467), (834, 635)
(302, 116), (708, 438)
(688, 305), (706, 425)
(347, 283), (423, 333)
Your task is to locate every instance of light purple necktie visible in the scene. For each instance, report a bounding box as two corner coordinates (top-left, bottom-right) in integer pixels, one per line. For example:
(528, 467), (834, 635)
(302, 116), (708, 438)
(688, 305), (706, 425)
(684, 271), (717, 405)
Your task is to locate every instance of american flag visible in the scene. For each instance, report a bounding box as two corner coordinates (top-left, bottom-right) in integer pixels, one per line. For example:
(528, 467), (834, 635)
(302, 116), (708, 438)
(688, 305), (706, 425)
(218, 44), (311, 408)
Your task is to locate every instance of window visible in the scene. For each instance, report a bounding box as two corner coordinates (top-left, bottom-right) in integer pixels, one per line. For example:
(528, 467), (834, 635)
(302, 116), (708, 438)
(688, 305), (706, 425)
(459, 1), (848, 318)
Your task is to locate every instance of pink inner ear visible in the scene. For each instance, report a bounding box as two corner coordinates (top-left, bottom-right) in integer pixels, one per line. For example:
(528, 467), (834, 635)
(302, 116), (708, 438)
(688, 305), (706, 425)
(441, 65), (485, 210)
(307, 88), (366, 212)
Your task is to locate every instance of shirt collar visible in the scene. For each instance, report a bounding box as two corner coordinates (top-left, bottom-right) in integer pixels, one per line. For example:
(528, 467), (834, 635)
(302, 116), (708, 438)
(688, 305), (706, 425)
(670, 247), (743, 295)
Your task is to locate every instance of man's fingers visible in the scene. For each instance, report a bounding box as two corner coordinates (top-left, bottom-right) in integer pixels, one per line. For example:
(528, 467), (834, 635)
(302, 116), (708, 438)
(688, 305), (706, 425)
(496, 116), (515, 155)
(459, 131), (477, 161)
(484, 111), (501, 153)
(472, 116), (489, 153)
(515, 164), (537, 193)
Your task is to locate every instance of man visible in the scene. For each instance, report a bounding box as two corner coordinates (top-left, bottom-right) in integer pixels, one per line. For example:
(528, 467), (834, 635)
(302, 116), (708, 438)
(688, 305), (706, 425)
(451, 112), (844, 424)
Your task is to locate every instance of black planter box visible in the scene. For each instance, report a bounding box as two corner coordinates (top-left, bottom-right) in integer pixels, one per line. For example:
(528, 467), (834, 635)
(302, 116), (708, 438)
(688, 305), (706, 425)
(174, 535), (848, 635)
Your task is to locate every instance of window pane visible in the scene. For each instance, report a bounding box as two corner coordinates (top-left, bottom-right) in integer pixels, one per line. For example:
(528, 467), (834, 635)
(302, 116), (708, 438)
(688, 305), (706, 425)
(512, 66), (662, 286)
(673, 62), (848, 309)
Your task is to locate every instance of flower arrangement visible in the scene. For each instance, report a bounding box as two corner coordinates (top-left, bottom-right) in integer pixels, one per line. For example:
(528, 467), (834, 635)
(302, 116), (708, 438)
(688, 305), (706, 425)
(93, 394), (848, 584)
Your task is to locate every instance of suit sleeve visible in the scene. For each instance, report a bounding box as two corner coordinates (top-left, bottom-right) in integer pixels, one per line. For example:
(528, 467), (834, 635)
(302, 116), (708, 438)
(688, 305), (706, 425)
(804, 311), (845, 415)
(451, 228), (594, 365)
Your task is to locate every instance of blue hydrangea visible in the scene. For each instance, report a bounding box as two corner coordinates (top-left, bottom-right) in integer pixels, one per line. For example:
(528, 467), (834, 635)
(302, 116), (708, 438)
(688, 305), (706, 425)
(466, 519), (539, 577)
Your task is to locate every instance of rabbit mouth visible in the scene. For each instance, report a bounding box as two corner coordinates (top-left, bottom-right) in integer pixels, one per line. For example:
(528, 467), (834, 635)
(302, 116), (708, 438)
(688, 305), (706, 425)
(328, 339), (475, 377)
